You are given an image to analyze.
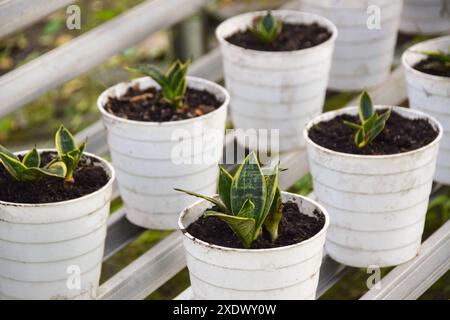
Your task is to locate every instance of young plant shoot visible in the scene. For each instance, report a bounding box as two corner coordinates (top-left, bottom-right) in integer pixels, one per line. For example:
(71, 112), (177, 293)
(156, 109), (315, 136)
(251, 11), (282, 44)
(126, 59), (191, 109)
(417, 45), (450, 67)
(0, 146), (66, 182)
(176, 152), (283, 248)
(55, 125), (87, 183)
(343, 91), (391, 149)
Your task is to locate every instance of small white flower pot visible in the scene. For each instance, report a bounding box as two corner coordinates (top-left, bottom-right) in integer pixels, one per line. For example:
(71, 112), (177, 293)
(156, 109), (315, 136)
(400, 0), (450, 35)
(179, 192), (329, 300)
(297, 0), (404, 91)
(0, 151), (115, 300)
(98, 77), (229, 230)
(403, 36), (450, 185)
(216, 10), (337, 152)
(304, 107), (442, 267)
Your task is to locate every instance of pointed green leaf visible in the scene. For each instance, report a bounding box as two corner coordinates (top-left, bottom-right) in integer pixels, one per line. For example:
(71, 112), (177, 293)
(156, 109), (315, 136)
(204, 211), (256, 248)
(236, 198), (255, 218)
(230, 152), (266, 222)
(174, 188), (229, 213)
(55, 125), (77, 157)
(262, 12), (275, 32)
(368, 109), (391, 143)
(0, 152), (27, 180)
(126, 65), (168, 88)
(264, 187), (283, 241)
(343, 121), (362, 130)
(258, 164), (279, 229)
(358, 91), (374, 122)
(0, 145), (18, 160)
(43, 160), (67, 178)
(22, 147), (40, 167)
(218, 165), (233, 211)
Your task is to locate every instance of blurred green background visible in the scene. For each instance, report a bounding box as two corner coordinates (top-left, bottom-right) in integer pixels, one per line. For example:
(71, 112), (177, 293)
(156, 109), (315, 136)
(0, 0), (448, 300)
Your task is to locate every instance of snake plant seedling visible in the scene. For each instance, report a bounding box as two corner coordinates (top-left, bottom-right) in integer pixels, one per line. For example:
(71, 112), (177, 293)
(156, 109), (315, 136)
(343, 91), (392, 149)
(55, 125), (87, 183)
(126, 59), (191, 109)
(250, 11), (282, 44)
(417, 45), (450, 68)
(0, 146), (66, 182)
(176, 152), (283, 248)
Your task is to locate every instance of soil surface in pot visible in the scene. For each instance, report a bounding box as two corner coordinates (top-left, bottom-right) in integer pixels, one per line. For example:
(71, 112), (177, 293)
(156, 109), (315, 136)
(225, 22), (332, 51)
(308, 110), (439, 155)
(185, 202), (325, 249)
(104, 86), (222, 122)
(413, 57), (450, 78)
(0, 152), (109, 204)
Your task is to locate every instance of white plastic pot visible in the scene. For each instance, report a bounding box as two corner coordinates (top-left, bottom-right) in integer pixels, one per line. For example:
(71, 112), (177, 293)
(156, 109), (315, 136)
(98, 77), (229, 230)
(179, 192), (329, 300)
(403, 36), (450, 185)
(400, 0), (450, 35)
(297, 0), (404, 91)
(0, 151), (115, 300)
(216, 10), (337, 152)
(304, 107), (442, 267)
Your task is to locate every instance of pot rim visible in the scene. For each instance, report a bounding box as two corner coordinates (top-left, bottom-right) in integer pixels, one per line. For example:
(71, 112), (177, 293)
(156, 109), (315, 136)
(303, 105), (443, 160)
(401, 35), (450, 82)
(178, 191), (330, 253)
(0, 149), (115, 207)
(97, 76), (230, 127)
(216, 10), (338, 57)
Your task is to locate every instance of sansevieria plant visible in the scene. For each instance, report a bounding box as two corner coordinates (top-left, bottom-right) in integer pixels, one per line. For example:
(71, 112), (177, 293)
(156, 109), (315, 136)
(0, 125), (86, 183)
(343, 91), (391, 149)
(417, 45), (450, 67)
(126, 59), (191, 109)
(251, 11), (282, 44)
(176, 152), (283, 248)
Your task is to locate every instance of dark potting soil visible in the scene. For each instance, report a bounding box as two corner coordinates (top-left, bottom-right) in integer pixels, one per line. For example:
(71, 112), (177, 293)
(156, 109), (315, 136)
(225, 22), (332, 52)
(308, 110), (439, 155)
(0, 152), (109, 204)
(185, 202), (325, 249)
(104, 86), (223, 122)
(413, 57), (450, 78)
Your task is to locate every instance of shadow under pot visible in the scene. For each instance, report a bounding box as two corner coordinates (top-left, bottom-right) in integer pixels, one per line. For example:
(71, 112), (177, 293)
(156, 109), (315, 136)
(179, 192), (329, 300)
(97, 77), (229, 230)
(216, 10), (337, 153)
(402, 35), (450, 185)
(304, 106), (442, 267)
(0, 150), (115, 300)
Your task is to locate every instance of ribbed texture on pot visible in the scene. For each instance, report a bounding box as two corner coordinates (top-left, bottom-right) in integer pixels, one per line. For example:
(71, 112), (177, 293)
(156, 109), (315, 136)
(216, 11), (337, 152)
(403, 36), (450, 185)
(98, 77), (229, 230)
(179, 192), (329, 300)
(400, 0), (450, 35)
(0, 152), (114, 300)
(305, 107), (442, 268)
(297, 0), (403, 91)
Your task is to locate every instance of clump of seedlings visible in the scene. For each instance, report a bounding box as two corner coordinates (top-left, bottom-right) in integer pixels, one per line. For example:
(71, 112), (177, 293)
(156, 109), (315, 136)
(250, 11), (282, 44)
(55, 125), (87, 183)
(126, 59), (191, 109)
(176, 152), (283, 248)
(343, 91), (391, 149)
(414, 45), (450, 77)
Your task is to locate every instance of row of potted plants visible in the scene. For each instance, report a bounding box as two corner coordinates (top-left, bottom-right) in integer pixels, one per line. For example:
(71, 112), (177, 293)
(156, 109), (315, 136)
(0, 8), (448, 300)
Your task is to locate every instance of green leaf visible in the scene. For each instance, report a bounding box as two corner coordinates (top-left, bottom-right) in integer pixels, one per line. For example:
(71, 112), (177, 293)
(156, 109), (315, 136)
(126, 65), (168, 88)
(264, 187), (283, 241)
(358, 91), (374, 122)
(230, 152), (267, 222)
(21, 161), (67, 181)
(0, 152), (27, 181)
(262, 12), (275, 32)
(55, 125), (77, 157)
(368, 109), (391, 143)
(343, 120), (362, 130)
(218, 165), (233, 211)
(204, 211), (256, 248)
(258, 164), (279, 230)
(0, 144), (19, 160)
(236, 198), (255, 218)
(174, 188), (229, 214)
(22, 147), (40, 167)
